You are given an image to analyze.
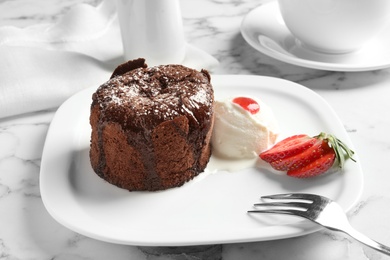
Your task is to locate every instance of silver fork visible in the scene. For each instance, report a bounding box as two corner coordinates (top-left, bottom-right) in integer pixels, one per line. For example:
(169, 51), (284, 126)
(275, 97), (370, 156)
(248, 193), (390, 256)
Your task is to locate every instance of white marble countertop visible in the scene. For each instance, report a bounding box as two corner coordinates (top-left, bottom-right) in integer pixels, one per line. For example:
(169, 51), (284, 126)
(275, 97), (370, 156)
(1, 0), (390, 259)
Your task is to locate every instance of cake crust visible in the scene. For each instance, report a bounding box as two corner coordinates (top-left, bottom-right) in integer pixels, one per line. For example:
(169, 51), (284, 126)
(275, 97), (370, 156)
(90, 59), (214, 191)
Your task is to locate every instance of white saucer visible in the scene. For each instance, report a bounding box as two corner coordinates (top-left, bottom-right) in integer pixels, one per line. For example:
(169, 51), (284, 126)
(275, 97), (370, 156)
(241, 1), (390, 71)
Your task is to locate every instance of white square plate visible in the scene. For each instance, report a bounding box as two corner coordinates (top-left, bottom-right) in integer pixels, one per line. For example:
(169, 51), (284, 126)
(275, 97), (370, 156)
(40, 75), (363, 246)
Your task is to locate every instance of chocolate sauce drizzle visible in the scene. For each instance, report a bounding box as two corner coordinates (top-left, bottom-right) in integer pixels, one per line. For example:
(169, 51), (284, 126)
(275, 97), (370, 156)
(91, 59), (214, 191)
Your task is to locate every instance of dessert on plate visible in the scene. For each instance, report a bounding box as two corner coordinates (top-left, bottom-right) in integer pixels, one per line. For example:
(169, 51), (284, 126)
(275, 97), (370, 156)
(260, 132), (356, 178)
(211, 96), (279, 159)
(89, 58), (214, 191)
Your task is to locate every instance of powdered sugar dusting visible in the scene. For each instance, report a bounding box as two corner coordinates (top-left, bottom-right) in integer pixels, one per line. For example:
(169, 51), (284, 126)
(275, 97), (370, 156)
(92, 64), (214, 131)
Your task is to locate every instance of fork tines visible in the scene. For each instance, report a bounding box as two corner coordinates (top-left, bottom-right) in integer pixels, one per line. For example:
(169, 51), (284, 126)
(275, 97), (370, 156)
(248, 193), (320, 216)
(261, 193), (320, 201)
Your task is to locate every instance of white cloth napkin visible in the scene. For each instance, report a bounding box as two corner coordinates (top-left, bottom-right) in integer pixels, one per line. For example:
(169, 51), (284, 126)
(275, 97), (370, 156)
(0, 1), (219, 118)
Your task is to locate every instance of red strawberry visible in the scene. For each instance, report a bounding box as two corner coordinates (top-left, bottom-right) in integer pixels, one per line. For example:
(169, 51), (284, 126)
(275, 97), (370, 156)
(232, 97), (260, 114)
(259, 132), (355, 178)
(287, 152), (336, 178)
(260, 134), (316, 163)
(269, 139), (333, 171)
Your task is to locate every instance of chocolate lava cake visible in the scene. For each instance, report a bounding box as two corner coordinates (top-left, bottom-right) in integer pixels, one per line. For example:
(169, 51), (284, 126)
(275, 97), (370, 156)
(89, 58), (214, 191)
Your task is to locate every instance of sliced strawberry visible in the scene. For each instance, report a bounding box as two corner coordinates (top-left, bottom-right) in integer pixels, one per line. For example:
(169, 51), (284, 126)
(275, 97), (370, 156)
(260, 134), (317, 163)
(270, 139), (333, 171)
(287, 152), (336, 178)
(259, 132), (356, 178)
(270, 134), (309, 149)
(232, 97), (260, 114)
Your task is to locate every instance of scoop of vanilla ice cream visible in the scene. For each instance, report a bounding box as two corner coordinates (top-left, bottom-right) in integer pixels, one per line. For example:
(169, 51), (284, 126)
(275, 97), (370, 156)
(211, 96), (279, 159)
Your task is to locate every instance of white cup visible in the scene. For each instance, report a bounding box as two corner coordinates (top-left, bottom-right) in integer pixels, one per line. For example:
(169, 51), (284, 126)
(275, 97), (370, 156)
(277, 0), (390, 53)
(115, 0), (186, 65)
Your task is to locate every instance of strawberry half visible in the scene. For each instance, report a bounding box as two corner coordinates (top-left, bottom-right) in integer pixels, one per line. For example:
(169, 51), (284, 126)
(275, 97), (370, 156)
(259, 132), (355, 178)
(260, 134), (316, 163)
(287, 152), (336, 178)
(269, 139), (333, 171)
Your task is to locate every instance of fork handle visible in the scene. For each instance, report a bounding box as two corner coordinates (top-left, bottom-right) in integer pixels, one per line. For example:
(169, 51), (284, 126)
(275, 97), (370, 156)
(341, 225), (390, 256)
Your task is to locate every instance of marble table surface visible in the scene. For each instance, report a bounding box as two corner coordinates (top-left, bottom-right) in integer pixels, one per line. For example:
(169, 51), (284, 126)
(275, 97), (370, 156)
(1, 0), (390, 259)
